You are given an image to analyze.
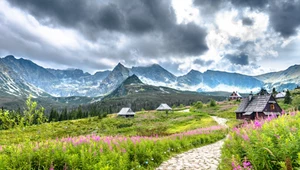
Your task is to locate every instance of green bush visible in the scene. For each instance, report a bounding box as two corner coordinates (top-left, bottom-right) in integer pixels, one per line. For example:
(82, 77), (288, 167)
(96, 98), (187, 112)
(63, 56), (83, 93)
(209, 99), (217, 107)
(193, 101), (203, 109)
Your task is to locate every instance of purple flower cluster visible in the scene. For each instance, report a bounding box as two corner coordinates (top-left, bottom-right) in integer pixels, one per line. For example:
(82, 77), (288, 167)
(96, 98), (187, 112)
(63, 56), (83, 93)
(232, 160), (252, 170)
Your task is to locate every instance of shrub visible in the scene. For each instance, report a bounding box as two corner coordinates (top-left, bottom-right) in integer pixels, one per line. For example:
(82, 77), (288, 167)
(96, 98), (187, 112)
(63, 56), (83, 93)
(209, 99), (217, 107)
(193, 101), (203, 109)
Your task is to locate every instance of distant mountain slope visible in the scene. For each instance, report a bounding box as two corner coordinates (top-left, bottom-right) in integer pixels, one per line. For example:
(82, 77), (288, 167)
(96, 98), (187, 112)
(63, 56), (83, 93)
(97, 63), (132, 95)
(105, 74), (182, 99)
(0, 55), (111, 97)
(0, 60), (48, 98)
(0, 55), (299, 98)
(255, 65), (300, 91)
(177, 70), (264, 93)
(0, 55), (56, 89)
(132, 64), (177, 86)
(94, 75), (226, 114)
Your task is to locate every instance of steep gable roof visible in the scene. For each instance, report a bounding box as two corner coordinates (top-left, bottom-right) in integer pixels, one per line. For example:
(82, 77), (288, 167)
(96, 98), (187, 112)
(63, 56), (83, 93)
(230, 91), (242, 97)
(118, 108), (135, 116)
(156, 103), (172, 111)
(275, 92), (286, 98)
(236, 95), (272, 113)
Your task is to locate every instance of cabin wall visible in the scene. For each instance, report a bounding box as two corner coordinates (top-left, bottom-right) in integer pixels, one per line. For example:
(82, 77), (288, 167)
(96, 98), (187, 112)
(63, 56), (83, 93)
(236, 113), (243, 119)
(236, 112), (266, 120)
(263, 99), (282, 113)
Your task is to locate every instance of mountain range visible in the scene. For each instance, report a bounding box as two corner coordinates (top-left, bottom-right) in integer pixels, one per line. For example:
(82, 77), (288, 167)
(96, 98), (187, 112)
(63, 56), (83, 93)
(0, 55), (299, 102)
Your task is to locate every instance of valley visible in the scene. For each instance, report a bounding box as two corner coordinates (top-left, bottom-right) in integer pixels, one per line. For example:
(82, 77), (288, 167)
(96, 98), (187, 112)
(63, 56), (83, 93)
(0, 55), (299, 111)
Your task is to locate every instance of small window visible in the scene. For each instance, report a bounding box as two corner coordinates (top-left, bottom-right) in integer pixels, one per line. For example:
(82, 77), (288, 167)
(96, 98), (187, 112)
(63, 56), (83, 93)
(270, 104), (275, 110)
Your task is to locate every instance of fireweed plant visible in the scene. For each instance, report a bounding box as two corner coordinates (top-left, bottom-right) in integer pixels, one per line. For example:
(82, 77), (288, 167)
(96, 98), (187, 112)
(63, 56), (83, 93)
(0, 126), (226, 169)
(220, 110), (300, 170)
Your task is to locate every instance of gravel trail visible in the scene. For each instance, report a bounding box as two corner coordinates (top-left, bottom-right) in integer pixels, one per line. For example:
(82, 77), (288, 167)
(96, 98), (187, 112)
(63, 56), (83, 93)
(156, 116), (228, 170)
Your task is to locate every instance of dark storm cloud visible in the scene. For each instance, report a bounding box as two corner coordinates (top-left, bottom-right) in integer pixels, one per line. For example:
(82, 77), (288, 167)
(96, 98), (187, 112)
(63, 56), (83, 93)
(229, 0), (269, 9)
(269, 1), (300, 38)
(193, 0), (224, 15)
(224, 53), (249, 65)
(193, 0), (300, 38)
(194, 58), (214, 66)
(165, 23), (208, 56)
(7, 0), (208, 59)
(242, 17), (254, 26)
(230, 0), (300, 37)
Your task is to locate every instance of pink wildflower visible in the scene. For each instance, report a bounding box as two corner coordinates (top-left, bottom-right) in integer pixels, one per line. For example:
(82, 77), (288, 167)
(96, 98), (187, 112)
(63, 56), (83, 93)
(0, 145), (2, 152)
(233, 127), (240, 134)
(242, 134), (249, 141)
(49, 163), (54, 170)
(243, 160), (252, 169)
(290, 111), (296, 116)
(254, 120), (262, 129)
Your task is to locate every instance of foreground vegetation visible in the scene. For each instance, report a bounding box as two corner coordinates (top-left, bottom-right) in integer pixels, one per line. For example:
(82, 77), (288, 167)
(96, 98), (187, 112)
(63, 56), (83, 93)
(0, 109), (219, 145)
(0, 127), (226, 169)
(220, 89), (300, 169)
(0, 94), (246, 169)
(220, 111), (300, 169)
(0, 100), (238, 169)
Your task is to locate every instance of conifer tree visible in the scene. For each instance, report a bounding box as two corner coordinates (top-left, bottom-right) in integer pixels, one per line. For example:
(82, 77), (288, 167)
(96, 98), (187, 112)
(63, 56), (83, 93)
(284, 90), (292, 104)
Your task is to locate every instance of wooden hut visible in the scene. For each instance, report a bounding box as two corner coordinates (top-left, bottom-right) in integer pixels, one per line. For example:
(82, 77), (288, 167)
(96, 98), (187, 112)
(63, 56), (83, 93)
(156, 103), (172, 115)
(229, 91), (242, 100)
(236, 94), (282, 120)
(275, 92), (286, 99)
(117, 108), (135, 118)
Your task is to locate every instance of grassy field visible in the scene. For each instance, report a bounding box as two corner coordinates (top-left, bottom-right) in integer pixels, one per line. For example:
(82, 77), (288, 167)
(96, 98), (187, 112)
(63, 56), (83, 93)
(0, 105), (233, 169)
(0, 109), (220, 145)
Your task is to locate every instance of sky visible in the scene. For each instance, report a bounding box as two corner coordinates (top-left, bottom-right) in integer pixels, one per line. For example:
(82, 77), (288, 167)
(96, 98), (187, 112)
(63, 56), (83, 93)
(0, 0), (299, 76)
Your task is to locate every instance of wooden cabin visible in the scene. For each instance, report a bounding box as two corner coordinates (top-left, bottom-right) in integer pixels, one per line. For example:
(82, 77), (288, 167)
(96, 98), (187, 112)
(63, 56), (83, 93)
(236, 94), (282, 120)
(117, 108), (135, 118)
(229, 91), (242, 100)
(275, 92), (286, 99)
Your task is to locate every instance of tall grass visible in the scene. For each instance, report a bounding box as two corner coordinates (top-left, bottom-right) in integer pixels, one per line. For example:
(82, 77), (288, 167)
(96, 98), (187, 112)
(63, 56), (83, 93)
(0, 126), (226, 169)
(220, 111), (300, 169)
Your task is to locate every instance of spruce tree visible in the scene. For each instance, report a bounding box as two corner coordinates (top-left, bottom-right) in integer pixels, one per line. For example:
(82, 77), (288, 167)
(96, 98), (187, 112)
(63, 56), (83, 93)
(284, 90), (292, 104)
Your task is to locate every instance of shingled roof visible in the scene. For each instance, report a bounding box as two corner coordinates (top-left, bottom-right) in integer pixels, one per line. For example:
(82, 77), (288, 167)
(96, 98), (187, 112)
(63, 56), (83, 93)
(156, 103), (172, 111)
(236, 95), (272, 113)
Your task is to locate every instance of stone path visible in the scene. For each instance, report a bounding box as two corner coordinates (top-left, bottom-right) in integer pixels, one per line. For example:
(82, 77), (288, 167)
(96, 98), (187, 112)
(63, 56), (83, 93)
(156, 116), (228, 170)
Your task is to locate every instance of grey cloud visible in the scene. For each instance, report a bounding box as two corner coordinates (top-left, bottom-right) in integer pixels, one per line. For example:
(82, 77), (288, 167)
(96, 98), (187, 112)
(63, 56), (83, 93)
(230, 0), (300, 37)
(193, 0), (300, 38)
(242, 17), (254, 26)
(230, 0), (269, 9)
(193, 0), (224, 15)
(7, 0), (208, 61)
(194, 58), (214, 66)
(0, 13), (113, 72)
(269, 1), (300, 38)
(164, 23), (208, 56)
(224, 53), (249, 65)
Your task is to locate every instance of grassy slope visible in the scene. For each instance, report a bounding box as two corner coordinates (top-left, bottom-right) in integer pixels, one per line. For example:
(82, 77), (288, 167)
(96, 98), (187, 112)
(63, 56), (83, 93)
(0, 109), (219, 145)
(0, 101), (241, 169)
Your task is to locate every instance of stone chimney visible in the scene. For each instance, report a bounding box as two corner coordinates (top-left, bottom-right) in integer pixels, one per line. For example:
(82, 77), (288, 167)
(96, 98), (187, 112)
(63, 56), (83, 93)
(249, 91), (253, 101)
